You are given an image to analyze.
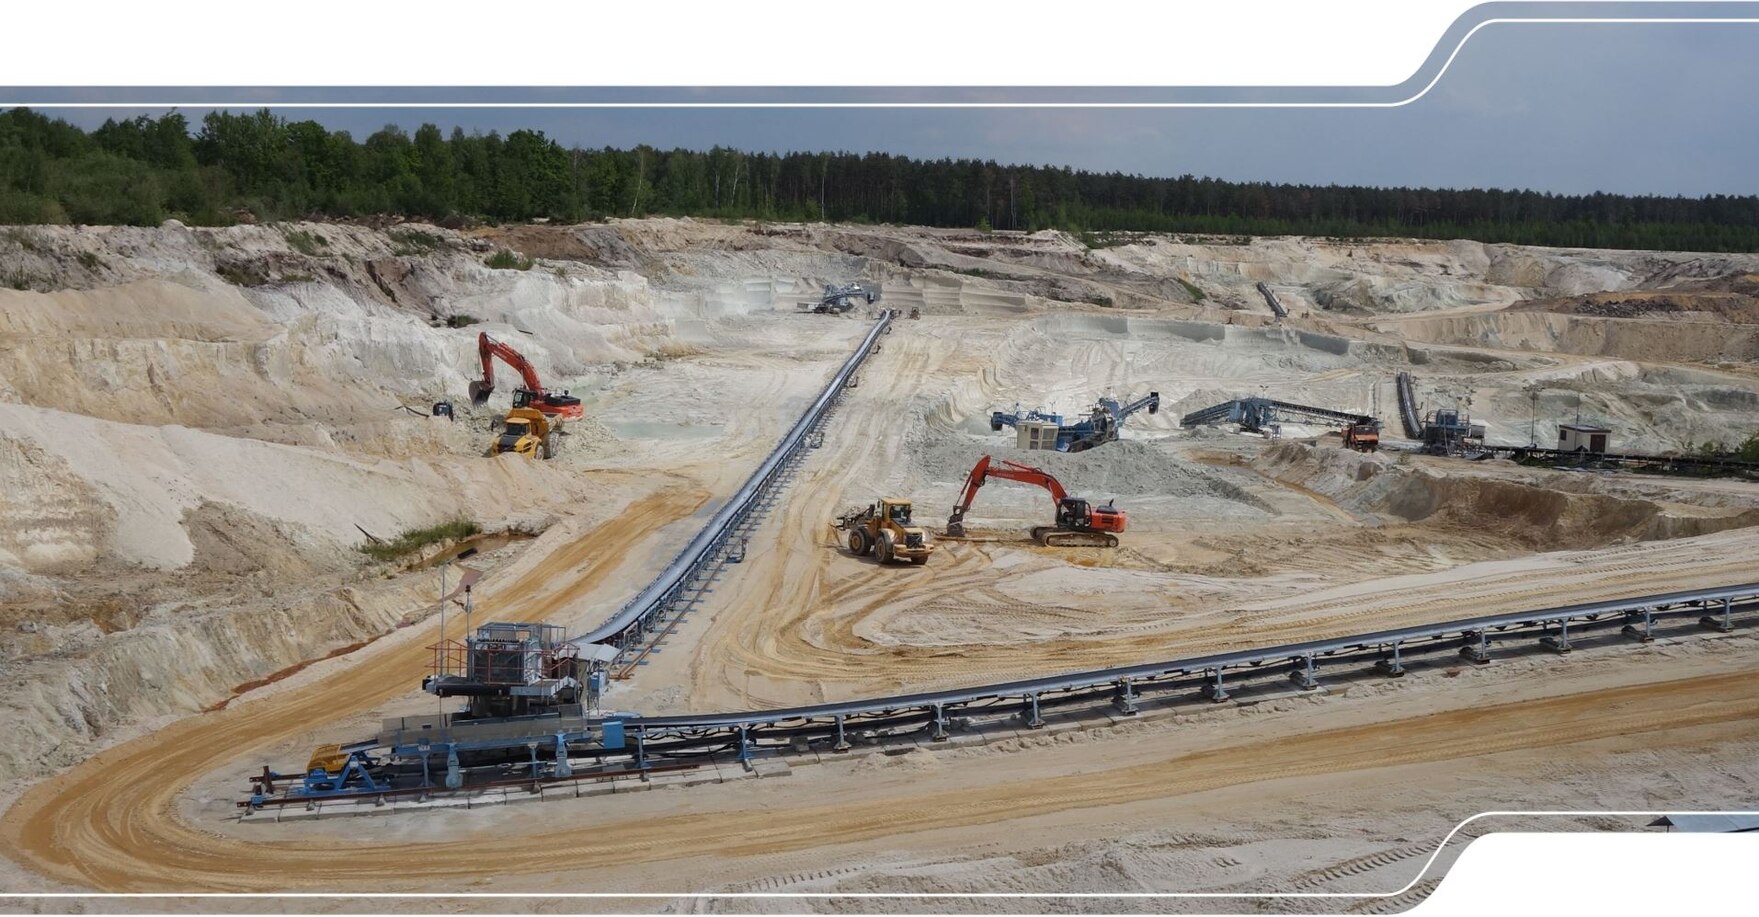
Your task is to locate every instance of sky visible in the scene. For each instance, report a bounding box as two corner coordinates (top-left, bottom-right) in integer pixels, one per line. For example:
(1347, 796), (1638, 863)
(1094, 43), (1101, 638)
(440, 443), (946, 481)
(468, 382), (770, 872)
(39, 21), (1759, 197)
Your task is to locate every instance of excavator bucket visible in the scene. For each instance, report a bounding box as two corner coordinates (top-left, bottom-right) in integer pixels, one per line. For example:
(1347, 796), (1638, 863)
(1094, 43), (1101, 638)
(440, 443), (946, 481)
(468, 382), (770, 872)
(469, 380), (492, 406)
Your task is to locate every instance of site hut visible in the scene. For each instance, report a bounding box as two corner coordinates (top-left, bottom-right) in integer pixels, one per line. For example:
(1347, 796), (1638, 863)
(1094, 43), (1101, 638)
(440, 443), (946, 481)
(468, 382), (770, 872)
(1558, 422), (1612, 454)
(1017, 418), (1062, 451)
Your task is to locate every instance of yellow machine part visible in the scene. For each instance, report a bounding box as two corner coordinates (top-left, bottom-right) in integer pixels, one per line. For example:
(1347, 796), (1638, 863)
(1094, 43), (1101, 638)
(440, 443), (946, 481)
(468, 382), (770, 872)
(306, 743), (349, 774)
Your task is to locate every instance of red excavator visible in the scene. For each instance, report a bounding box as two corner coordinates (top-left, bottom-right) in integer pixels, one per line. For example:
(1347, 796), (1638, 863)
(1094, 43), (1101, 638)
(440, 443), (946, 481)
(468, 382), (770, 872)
(468, 332), (584, 421)
(945, 455), (1126, 547)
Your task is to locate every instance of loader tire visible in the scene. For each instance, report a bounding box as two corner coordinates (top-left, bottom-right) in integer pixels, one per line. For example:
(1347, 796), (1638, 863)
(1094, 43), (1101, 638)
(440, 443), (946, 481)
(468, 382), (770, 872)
(848, 528), (870, 556)
(878, 531), (896, 564)
(911, 555), (927, 566)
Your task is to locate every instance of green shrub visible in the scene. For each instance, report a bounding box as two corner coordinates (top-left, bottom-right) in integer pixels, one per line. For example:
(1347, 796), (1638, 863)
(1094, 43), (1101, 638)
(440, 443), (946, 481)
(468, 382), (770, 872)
(445, 314), (479, 328)
(77, 251), (105, 271)
(216, 262), (267, 286)
(359, 518), (481, 562)
(1176, 277), (1205, 302)
(484, 249), (533, 270)
(282, 228), (328, 255)
(2, 228), (42, 252)
(390, 228), (447, 255)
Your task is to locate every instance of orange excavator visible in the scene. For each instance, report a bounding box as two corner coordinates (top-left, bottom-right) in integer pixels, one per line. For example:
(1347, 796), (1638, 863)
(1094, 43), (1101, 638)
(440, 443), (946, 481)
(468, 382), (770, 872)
(945, 455), (1126, 547)
(468, 332), (584, 421)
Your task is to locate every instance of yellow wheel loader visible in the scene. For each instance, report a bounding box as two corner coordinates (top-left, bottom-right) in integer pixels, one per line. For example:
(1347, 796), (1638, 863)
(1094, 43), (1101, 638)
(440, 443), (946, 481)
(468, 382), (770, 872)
(836, 498), (934, 565)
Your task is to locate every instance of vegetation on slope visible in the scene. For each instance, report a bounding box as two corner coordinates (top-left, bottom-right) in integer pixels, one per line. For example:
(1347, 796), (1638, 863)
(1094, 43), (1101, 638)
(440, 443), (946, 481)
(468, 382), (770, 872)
(358, 519), (481, 562)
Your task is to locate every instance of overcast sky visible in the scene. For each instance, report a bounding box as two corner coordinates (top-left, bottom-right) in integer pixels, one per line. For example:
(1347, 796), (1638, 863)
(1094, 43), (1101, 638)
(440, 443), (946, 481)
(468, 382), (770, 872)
(45, 21), (1759, 197)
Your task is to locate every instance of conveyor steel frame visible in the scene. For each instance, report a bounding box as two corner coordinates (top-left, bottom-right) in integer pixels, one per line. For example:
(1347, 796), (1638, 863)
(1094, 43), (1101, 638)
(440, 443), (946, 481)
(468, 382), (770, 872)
(1395, 371), (1423, 439)
(1255, 281), (1289, 319)
(572, 314), (892, 654)
(1180, 396), (1372, 431)
(617, 582), (1759, 743)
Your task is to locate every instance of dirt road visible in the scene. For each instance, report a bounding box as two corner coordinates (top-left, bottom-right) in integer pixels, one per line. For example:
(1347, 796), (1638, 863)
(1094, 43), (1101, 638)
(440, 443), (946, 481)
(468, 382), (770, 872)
(0, 480), (710, 893)
(6, 663), (1758, 893)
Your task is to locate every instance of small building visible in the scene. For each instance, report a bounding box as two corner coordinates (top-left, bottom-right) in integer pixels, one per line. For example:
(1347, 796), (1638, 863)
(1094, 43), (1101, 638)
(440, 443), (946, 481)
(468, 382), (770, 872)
(1017, 419), (1061, 451)
(1558, 423), (1611, 454)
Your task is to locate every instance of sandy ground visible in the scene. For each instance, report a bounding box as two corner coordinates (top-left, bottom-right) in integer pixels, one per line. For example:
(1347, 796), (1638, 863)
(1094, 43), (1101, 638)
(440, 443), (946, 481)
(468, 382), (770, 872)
(3, 218), (1759, 911)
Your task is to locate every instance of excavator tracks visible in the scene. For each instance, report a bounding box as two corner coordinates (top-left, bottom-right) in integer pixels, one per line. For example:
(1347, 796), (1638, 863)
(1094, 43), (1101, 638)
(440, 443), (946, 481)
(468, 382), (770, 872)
(1033, 527), (1120, 548)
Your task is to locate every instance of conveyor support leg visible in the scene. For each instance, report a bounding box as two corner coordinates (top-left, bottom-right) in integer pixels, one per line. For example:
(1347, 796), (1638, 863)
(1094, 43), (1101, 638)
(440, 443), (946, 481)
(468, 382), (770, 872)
(1460, 630), (1491, 664)
(1112, 678), (1139, 715)
(1622, 607), (1655, 643)
(1202, 668), (1230, 702)
(930, 703), (949, 741)
(1290, 655), (1320, 690)
(444, 747), (462, 790)
(554, 734), (572, 779)
(1541, 620), (1572, 654)
(1702, 598), (1734, 633)
(1376, 643), (1406, 677)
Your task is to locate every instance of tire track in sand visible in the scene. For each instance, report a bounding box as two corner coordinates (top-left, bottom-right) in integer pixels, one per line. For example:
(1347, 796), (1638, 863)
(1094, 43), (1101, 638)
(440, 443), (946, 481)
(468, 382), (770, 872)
(0, 482), (710, 893)
(6, 664), (1759, 891)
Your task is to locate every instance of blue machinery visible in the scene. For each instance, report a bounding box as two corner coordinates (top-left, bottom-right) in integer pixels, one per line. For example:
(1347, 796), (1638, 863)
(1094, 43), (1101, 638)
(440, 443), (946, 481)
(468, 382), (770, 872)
(251, 580), (1759, 807)
(1180, 396), (1373, 434)
(989, 391), (1161, 452)
(797, 282), (879, 314)
(248, 315), (893, 808)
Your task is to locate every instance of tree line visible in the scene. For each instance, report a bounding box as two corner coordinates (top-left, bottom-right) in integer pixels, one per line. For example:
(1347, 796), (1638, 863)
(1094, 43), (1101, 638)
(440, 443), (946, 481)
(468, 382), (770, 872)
(3, 107), (1758, 252)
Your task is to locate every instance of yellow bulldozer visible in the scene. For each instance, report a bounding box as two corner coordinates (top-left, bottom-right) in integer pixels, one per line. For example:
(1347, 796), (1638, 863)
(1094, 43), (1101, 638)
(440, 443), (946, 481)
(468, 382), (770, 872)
(836, 498), (934, 565)
(491, 406), (562, 460)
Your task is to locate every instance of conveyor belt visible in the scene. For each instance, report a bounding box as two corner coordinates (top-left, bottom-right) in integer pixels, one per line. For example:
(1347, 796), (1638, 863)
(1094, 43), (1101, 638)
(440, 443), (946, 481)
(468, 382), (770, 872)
(1180, 396), (1372, 431)
(573, 314), (891, 652)
(1395, 371), (1423, 439)
(1255, 281), (1289, 318)
(623, 581), (1759, 735)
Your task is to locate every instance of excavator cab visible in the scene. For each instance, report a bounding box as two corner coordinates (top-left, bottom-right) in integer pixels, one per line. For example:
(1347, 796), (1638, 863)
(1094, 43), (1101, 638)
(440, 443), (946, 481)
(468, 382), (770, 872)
(1056, 497), (1124, 533)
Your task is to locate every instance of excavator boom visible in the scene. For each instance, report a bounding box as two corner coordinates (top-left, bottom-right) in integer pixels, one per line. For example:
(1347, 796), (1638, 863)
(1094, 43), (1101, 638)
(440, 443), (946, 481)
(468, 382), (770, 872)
(468, 332), (583, 421)
(945, 454), (1122, 546)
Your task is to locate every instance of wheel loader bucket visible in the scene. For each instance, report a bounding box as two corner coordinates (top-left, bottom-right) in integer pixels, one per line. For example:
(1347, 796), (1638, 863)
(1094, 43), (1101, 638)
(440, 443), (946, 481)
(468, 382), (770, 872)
(469, 380), (492, 406)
